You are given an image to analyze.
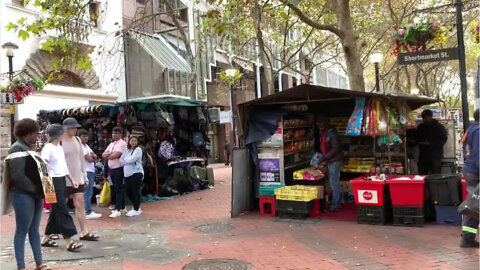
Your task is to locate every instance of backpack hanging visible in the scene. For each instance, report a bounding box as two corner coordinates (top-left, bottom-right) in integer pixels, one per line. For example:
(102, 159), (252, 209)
(192, 131), (205, 147)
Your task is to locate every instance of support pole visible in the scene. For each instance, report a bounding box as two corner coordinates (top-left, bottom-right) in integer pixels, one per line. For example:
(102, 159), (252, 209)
(8, 55), (14, 144)
(455, 0), (470, 131)
(375, 62), (380, 93)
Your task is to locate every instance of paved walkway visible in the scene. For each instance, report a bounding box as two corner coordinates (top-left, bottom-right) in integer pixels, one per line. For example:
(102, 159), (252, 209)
(1, 166), (478, 269)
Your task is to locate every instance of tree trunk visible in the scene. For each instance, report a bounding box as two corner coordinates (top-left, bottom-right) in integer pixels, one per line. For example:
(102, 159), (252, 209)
(329, 0), (365, 91)
(252, 0), (274, 96)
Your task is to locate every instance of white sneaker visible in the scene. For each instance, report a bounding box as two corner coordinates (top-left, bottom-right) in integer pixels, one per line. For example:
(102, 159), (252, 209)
(86, 212), (102, 220)
(109, 210), (121, 218)
(108, 205), (115, 210)
(126, 209), (142, 217)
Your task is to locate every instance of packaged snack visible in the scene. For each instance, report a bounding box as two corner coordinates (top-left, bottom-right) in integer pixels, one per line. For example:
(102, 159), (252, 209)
(346, 98), (365, 136)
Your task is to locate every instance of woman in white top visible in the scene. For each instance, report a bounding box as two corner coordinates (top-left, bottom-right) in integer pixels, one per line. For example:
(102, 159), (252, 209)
(40, 124), (82, 252)
(120, 136), (144, 217)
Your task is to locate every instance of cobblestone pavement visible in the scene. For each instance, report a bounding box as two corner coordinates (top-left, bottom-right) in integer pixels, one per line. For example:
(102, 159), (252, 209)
(1, 166), (478, 270)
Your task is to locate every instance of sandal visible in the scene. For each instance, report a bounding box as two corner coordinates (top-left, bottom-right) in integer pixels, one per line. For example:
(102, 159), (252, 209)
(35, 263), (51, 270)
(49, 234), (60, 240)
(41, 240), (58, 248)
(80, 232), (100, 241)
(67, 242), (83, 252)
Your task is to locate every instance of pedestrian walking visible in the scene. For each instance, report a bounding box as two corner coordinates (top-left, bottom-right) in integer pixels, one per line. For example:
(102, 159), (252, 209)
(224, 140), (230, 166)
(62, 118), (100, 241)
(120, 136), (144, 217)
(5, 119), (50, 270)
(415, 109), (448, 174)
(461, 109), (479, 248)
(102, 126), (127, 218)
(40, 124), (82, 252)
(78, 129), (102, 219)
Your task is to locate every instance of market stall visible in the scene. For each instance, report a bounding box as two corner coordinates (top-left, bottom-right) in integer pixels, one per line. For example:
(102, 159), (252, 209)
(233, 84), (465, 226)
(37, 98), (213, 199)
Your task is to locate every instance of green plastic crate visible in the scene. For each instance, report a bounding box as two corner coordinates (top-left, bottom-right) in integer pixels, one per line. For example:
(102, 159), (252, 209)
(259, 185), (285, 196)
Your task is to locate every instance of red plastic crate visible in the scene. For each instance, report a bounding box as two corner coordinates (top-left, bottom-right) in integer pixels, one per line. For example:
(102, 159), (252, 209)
(259, 196), (277, 217)
(386, 176), (425, 206)
(462, 179), (467, 201)
(309, 199), (320, 217)
(350, 175), (387, 206)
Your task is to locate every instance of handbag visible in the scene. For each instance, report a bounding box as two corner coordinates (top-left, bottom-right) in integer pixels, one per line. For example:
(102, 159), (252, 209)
(99, 181), (111, 205)
(29, 152), (57, 204)
(458, 184), (479, 220)
(124, 106), (138, 126)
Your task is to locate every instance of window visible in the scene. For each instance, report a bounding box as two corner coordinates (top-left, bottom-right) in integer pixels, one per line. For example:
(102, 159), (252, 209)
(89, 2), (100, 27)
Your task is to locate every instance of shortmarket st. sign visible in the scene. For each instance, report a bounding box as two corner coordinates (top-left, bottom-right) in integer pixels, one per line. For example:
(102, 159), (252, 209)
(398, 48), (458, 65)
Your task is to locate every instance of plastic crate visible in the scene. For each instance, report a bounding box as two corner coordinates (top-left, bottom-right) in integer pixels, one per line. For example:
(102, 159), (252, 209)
(259, 185), (285, 196)
(259, 196), (277, 217)
(386, 176), (425, 206)
(425, 174), (462, 206)
(435, 206), (462, 226)
(393, 215), (425, 227)
(393, 206), (425, 227)
(350, 176), (388, 206)
(276, 199), (315, 216)
(309, 199), (321, 217)
(275, 186), (320, 201)
(357, 205), (389, 225)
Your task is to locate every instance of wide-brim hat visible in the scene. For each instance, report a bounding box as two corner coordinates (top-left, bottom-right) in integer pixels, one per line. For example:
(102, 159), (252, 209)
(63, 117), (81, 129)
(46, 124), (65, 141)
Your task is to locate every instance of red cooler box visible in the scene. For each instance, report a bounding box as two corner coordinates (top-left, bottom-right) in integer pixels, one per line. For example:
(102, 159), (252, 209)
(386, 175), (425, 206)
(350, 176), (387, 206)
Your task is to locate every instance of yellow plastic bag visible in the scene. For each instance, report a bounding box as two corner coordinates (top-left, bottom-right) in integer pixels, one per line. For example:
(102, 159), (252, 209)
(99, 181), (111, 205)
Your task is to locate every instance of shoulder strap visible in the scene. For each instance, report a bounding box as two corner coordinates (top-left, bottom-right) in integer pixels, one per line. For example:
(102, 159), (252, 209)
(5, 151), (29, 160)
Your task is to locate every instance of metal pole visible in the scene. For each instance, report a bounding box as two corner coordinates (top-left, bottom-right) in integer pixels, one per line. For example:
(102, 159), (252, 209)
(230, 83), (236, 148)
(8, 55), (14, 144)
(375, 62), (380, 92)
(455, 0), (470, 131)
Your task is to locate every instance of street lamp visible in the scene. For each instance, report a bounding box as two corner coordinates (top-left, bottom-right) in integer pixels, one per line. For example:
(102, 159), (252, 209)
(225, 67), (238, 148)
(370, 52), (383, 93)
(2, 42), (18, 144)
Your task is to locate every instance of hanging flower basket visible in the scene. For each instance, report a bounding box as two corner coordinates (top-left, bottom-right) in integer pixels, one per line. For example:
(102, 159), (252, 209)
(0, 77), (45, 102)
(391, 18), (446, 55)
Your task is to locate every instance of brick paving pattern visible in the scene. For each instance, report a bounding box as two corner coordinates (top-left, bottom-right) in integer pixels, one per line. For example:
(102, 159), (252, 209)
(0, 166), (478, 269)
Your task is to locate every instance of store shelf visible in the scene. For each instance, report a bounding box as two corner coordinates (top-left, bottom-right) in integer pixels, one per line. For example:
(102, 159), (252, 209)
(283, 125), (314, 130)
(284, 149), (313, 156)
(285, 161), (310, 170)
(283, 137), (314, 143)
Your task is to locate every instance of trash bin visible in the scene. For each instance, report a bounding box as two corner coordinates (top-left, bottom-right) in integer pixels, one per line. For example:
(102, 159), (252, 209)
(425, 174), (462, 206)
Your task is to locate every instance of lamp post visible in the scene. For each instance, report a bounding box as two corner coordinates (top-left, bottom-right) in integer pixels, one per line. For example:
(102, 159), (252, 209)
(370, 52), (383, 93)
(225, 68), (238, 148)
(2, 42), (18, 144)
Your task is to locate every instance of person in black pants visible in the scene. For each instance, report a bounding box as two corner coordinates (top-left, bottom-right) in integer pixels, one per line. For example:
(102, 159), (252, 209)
(120, 136), (144, 217)
(102, 127), (127, 218)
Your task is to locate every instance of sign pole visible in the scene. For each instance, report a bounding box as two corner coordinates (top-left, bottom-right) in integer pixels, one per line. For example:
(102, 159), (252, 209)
(455, 0), (470, 131)
(8, 55), (14, 144)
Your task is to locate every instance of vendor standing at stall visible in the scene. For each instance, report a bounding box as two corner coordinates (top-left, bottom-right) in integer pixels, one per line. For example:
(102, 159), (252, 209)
(316, 115), (343, 213)
(415, 109), (448, 175)
(460, 109), (479, 248)
(158, 126), (178, 162)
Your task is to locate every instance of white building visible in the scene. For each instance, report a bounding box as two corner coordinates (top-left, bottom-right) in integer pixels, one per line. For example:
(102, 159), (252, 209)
(0, 0), (124, 121)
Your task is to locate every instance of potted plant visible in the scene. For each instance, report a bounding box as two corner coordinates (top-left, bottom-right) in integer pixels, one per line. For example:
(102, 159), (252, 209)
(1, 77), (45, 102)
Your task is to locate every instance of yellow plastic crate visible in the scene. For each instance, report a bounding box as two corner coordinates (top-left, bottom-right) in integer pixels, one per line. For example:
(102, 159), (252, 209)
(274, 186), (319, 198)
(276, 194), (317, 202)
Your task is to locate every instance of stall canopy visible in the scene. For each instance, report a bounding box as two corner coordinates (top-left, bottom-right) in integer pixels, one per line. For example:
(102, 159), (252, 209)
(240, 84), (437, 110)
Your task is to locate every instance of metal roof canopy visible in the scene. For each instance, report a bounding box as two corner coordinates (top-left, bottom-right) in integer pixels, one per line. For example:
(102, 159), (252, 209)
(128, 31), (192, 74)
(239, 84), (438, 110)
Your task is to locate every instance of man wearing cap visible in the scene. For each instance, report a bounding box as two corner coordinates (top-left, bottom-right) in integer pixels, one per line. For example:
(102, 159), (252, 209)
(62, 117), (99, 241)
(415, 109), (448, 174)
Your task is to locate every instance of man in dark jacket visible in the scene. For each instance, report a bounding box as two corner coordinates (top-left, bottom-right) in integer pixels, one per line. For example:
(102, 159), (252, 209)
(461, 109), (479, 248)
(316, 115), (343, 212)
(416, 109), (448, 174)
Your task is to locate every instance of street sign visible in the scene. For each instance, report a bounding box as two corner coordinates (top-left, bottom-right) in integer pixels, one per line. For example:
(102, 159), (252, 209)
(0, 93), (23, 104)
(220, 111), (232, 124)
(398, 48), (458, 65)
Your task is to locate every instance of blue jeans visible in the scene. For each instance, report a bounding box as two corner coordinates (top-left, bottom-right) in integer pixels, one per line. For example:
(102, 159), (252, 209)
(327, 161), (342, 210)
(84, 171), (95, 214)
(11, 192), (43, 269)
